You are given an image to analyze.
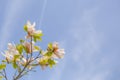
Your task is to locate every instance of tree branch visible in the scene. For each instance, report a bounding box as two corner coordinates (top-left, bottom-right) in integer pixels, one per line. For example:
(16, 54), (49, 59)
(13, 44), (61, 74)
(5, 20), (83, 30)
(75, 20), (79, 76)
(13, 36), (34, 80)
(13, 60), (31, 80)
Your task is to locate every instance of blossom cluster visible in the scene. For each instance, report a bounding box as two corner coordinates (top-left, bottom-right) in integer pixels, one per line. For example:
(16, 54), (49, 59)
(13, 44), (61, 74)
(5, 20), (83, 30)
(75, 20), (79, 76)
(0, 21), (65, 80)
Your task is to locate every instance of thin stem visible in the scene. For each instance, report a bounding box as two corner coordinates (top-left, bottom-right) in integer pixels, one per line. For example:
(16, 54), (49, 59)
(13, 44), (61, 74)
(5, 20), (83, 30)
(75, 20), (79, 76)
(0, 71), (5, 78)
(26, 53), (29, 62)
(30, 36), (33, 59)
(3, 69), (8, 80)
(18, 67), (35, 79)
(13, 69), (18, 80)
(13, 61), (31, 80)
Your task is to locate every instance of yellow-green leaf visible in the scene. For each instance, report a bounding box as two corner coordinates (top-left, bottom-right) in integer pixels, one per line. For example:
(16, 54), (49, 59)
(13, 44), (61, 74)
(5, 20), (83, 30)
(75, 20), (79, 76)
(39, 59), (48, 65)
(34, 46), (40, 50)
(20, 39), (25, 43)
(24, 25), (27, 31)
(45, 52), (53, 56)
(48, 43), (53, 50)
(16, 44), (23, 54)
(0, 64), (6, 70)
(0, 76), (3, 80)
(12, 61), (18, 69)
(33, 33), (43, 42)
(14, 55), (20, 61)
(48, 59), (56, 68)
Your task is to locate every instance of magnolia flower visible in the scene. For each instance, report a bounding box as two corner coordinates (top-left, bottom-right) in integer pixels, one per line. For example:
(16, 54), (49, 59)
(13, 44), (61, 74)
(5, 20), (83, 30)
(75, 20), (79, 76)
(26, 21), (36, 35)
(23, 41), (39, 54)
(52, 42), (59, 50)
(23, 41), (32, 53)
(51, 42), (65, 59)
(52, 49), (65, 59)
(2, 43), (20, 62)
(7, 43), (19, 55)
(1, 51), (13, 62)
(25, 21), (42, 39)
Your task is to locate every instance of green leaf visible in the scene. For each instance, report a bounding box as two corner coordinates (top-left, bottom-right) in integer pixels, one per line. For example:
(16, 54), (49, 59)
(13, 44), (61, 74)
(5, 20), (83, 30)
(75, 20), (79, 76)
(33, 33), (43, 42)
(33, 37), (37, 42)
(12, 61), (18, 69)
(23, 46), (27, 53)
(39, 59), (48, 65)
(0, 64), (6, 70)
(24, 25), (27, 31)
(14, 55), (20, 61)
(33, 37), (42, 42)
(33, 33), (43, 37)
(48, 43), (53, 50)
(0, 76), (3, 80)
(16, 44), (23, 54)
(37, 37), (42, 41)
(34, 46), (40, 50)
(39, 49), (42, 54)
(20, 39), (25, 43)
(48, 59), (56, 68)
(45, 52), (53, 56)
(2, 60), (7, 63)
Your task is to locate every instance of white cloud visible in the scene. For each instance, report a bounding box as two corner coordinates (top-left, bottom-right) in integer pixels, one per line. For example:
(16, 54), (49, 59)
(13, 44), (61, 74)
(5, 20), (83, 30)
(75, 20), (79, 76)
(70, 7), (103, 63)
(48, 6), (107, 80)
(65, 7), (110, 80)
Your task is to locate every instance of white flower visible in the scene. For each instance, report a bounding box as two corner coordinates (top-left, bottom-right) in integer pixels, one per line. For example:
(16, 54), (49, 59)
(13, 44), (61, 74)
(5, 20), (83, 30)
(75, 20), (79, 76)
(52, 49), (65, 59)
(1, 43), (19, 62)
(8, 43), (19, 53)
(52, 42), (59, 49)
(26, 21), (36, 38)
(2, 51), (13, 61)
(23, 41), (39, 54)
(25, 21), (43, 39)
(51, 42), (65, 59)
(23, 41), (31, 53)
(27, 21), (36, 34)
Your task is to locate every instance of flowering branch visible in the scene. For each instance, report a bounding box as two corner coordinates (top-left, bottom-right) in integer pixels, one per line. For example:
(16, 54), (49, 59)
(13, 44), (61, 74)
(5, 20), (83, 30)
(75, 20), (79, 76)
(0, 21), (65, 80)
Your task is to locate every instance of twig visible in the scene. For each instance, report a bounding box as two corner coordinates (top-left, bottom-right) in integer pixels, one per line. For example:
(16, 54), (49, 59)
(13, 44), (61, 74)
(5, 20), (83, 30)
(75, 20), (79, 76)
(13, 36), (42, 80)
(13, 60), (31, 80)
(13, 69), (18, 80)
(3, 69), (8, 80)
(30, 36), (33, 59)
(18, 67), (36, 79)
(0, 71), (5, 77)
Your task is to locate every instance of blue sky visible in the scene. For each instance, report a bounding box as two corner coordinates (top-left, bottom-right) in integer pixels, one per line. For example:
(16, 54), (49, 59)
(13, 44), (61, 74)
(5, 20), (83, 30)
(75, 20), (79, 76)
(0, 0), (120, 80)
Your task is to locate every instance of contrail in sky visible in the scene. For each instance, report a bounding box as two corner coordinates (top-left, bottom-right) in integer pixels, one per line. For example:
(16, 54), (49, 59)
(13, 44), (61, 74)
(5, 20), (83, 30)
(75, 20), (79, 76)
(38, 0), (48, 29)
